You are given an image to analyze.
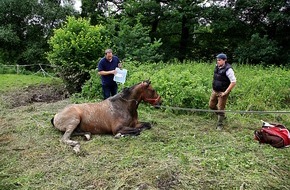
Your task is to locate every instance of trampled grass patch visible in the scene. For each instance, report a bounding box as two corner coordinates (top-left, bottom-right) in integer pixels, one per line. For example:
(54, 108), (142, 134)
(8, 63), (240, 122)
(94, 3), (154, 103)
(1, 66), (290, 189)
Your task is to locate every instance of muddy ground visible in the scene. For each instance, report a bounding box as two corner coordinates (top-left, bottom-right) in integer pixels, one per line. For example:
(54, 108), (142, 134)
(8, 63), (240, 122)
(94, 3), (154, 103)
(1, 83), (69, 108)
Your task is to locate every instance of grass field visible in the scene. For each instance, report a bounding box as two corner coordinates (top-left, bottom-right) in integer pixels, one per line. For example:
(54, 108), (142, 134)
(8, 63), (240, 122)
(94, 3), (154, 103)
(0, 73), (289, 190)
(0, 74), (61, 92)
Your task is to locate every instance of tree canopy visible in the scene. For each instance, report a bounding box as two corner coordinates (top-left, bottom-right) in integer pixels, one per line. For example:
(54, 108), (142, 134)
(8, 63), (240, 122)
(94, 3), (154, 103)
(0, 0), (76, 66)
(1, 0), (289, 67)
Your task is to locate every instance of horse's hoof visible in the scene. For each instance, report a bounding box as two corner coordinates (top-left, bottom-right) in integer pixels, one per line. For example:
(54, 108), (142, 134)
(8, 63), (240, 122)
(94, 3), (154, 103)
(73, 144), (81, 153)
(114, 133), (124, 139)
(84, 134), (91, 141)
(61, 139), (80, 147)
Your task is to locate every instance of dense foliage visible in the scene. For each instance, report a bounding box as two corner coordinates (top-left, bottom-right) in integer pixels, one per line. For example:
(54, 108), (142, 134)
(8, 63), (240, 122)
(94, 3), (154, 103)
(81, 0), (290, 65)
(105, 15), (164, 63)
(80, 61), (290, 117)
(1, 0), (289, 68)
(0, 0), (76, 67)
(47, 17), (108, 93)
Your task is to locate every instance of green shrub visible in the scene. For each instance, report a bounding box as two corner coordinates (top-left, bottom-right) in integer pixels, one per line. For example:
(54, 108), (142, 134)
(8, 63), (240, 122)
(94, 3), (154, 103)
(124, 61), (212, 113)
(47, 16), (110, 94)
(79, 69), (103, 100)
(79, 61), (290, 115)
(230, 65), (290, 111)
(0, 64), (16, 74)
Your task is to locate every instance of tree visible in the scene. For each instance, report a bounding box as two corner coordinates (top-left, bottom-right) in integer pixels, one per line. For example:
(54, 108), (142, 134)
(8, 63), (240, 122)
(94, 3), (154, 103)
(200, 0), (290, 65)
(104, 15), (163, 63)
(81, 0), (124, 25)
(235, 33), (279, 64)
(78, 0), (290, 65)
(122, 0), (204, 62)
(234, 0), (290, 64)
(47, 16), (109, 93)
(0, 0), (76, 67)
(80, 0), (163, 63)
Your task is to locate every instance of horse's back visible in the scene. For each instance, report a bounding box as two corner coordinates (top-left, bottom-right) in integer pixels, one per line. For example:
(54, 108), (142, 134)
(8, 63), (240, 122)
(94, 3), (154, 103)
(77, 101), (115, 134)
(53, 100), (115, 134)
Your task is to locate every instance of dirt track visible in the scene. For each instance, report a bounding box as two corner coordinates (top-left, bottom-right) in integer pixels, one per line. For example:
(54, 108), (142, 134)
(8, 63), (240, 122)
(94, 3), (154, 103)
(1, 84), (68, 108)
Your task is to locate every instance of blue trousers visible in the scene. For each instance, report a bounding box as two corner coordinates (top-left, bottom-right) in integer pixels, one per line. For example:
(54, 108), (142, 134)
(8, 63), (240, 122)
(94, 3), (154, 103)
(102, 83), (118, 99)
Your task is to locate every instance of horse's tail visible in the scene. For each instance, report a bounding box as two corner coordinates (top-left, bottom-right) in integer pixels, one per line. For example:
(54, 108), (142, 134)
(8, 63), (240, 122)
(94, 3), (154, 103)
(51, 117), (55, 127)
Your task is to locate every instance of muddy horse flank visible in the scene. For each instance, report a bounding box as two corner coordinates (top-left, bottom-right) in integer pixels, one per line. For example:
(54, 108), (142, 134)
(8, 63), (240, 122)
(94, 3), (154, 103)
(51, 80), (162, 152)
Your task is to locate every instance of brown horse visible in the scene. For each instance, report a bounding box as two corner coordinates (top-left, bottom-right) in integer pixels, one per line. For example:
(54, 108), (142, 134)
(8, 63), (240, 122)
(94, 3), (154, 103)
(51, 80), (162, 152)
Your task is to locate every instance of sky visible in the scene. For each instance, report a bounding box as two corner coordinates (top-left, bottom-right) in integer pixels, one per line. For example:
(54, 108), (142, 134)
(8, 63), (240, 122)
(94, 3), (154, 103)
(74, 0), (82, 12)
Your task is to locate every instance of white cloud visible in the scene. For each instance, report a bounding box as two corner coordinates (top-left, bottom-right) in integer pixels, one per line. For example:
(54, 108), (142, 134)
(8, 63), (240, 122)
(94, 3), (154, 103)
(74, 0), (82, 12)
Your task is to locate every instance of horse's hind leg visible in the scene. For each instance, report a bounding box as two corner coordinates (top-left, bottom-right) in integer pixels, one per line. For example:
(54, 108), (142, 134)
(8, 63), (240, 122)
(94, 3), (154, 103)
(61, 125), (81, 153)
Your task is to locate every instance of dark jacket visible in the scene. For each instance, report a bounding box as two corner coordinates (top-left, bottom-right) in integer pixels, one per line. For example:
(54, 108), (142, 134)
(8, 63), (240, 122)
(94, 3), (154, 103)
(212, 63), (232, 92)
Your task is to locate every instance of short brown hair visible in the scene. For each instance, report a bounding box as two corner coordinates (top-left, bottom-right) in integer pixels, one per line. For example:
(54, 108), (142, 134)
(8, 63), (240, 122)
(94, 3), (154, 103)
(105, 49), (113, 54)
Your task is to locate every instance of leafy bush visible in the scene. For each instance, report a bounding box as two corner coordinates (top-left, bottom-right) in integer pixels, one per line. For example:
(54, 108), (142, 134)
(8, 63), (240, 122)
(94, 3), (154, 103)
(0, 64), (16, 74)
(80, 61), (290, 116)
(124, 61), (212, 113)
(47, 16), (110, 94)
(230, 65), (290, 111)
(78, 69), (103, 100)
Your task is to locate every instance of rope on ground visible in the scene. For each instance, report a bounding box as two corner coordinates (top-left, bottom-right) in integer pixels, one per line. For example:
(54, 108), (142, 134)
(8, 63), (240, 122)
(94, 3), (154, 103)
(156, 105), (290, 114)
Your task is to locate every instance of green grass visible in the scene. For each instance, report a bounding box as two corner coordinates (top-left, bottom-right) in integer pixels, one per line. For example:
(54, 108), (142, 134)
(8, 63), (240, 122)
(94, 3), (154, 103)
(1, 103), (289, 189)
(0, 74), (61, 92)
(0, 70), (290, 189)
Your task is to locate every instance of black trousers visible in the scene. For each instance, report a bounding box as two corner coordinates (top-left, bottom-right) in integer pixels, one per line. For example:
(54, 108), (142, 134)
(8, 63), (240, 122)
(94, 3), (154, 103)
(102, 83), (118, 99)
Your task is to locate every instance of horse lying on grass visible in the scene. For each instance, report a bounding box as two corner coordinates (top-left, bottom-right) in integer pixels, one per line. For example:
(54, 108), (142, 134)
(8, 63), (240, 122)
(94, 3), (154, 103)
(51, 80), (162, 153)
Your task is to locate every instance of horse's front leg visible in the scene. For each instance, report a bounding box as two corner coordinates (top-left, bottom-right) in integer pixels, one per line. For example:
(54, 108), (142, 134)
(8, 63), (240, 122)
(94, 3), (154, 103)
(113, 125), (141, 138)
(135, 121), (152, 130)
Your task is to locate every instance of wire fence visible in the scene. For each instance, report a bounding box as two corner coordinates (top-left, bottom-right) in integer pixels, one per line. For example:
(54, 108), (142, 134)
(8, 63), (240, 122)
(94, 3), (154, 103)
(1, 64), (56, 77)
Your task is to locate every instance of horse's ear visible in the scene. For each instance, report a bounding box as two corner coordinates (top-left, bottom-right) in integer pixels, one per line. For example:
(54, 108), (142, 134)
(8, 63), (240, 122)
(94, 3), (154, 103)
(144, 79), (151, 85)
(141, 80), (150, 88)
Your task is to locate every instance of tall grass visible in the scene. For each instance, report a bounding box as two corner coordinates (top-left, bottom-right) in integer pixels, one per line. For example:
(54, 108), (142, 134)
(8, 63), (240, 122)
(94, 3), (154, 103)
(1, 63), (290, 189)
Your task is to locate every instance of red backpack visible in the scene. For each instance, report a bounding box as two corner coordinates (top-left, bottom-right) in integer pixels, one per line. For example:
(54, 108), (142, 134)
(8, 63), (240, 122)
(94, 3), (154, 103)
(254, 121), (290, 148)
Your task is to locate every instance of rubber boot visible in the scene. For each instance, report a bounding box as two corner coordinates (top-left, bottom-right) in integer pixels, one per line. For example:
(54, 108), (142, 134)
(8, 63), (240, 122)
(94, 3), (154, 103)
(216, 115), (225, 130)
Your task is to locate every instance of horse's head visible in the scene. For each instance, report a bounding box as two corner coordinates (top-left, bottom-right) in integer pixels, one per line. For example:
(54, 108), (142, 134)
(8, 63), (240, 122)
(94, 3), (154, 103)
(139, 80), (162, 107)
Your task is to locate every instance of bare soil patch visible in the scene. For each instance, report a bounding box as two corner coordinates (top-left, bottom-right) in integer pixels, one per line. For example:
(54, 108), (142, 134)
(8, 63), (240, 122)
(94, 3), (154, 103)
(1, 83), (69, 108)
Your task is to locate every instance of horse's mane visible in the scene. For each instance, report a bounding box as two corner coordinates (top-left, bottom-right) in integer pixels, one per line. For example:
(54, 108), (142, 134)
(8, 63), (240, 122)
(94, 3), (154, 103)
(110, 80), (150, 102)
(110, 83), (141, 102)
